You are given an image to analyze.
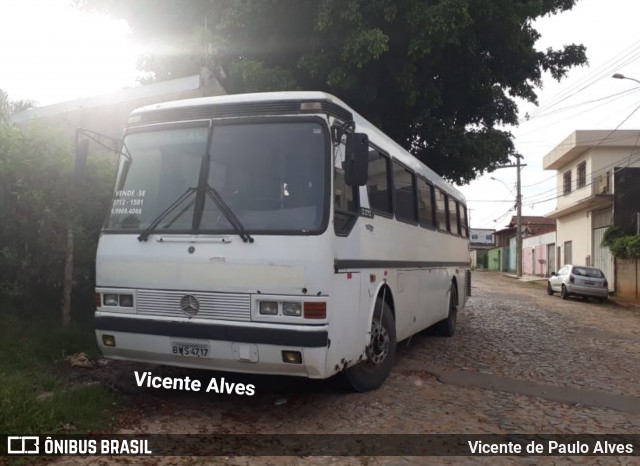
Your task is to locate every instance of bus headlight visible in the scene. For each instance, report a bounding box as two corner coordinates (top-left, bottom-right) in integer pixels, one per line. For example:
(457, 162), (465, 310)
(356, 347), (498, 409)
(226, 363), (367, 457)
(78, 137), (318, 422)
(282, 302), (302, 316)
(104, 294), (119, 306)
(119, 294), (134, 307)
(259, 301), (278, 315)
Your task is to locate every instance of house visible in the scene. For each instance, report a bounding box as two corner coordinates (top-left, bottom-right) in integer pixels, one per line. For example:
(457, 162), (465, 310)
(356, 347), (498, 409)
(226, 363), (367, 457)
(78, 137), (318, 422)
(543, 130), (640, 292)
(514, 216), (557, 277)
(486, 216), (554, 273)
(522, 231), (557, 276)
(12, 67), (226, 138)
(487, 224), (515, 272)
(469, 228), (495, 269)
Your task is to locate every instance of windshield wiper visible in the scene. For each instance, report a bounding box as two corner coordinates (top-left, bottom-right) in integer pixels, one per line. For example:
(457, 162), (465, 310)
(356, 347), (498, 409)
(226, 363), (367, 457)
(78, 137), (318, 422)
(136, 184), (253, 243)
(205, 185), (254, 243)
(138, 187), (197, 242)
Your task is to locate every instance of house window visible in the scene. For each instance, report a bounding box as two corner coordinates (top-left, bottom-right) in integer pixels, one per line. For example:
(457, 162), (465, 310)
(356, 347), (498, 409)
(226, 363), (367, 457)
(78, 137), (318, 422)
(486, 234), (493, 242)
(471, 234), (478, 240)
(563, 171), (572, 195)
(577, 162), (586, 188)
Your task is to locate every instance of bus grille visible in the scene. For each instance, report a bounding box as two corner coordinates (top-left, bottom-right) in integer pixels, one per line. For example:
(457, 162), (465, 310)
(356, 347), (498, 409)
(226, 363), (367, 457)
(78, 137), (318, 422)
(136, 290), (251, 321)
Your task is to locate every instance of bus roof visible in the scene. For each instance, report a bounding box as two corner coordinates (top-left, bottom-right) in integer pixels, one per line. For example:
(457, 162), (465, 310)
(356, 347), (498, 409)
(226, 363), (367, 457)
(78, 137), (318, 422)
(129, 91), (466, 203)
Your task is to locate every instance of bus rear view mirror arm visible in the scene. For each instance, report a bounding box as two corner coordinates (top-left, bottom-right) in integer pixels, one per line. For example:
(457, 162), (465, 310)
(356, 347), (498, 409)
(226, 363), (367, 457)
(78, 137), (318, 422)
(345, 132), (369, 186)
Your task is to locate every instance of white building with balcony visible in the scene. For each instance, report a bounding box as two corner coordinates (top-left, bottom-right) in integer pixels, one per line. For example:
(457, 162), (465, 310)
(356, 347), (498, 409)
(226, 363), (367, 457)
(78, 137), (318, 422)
(543, 129), (640, 291)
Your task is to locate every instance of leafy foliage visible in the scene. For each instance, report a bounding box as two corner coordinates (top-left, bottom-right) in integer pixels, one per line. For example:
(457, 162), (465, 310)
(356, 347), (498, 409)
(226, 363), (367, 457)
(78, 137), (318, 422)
(601, 225), (640, 259)
(78, 0), (586, 184)
(0, 98), (115, 311)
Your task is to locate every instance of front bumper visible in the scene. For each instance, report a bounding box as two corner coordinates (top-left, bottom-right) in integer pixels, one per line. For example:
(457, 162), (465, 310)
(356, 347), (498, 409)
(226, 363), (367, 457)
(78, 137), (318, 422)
(95, 314), (330, 378)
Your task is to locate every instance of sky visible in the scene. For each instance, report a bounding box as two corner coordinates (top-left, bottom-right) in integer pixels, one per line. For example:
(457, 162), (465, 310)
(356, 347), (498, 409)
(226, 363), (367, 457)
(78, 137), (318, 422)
(0, 0), (140, 105)
(1, 0), (640, 230)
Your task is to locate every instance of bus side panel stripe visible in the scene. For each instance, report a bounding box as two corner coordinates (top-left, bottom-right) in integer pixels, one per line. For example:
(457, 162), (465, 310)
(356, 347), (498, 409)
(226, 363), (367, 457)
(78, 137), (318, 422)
(334, 260), (470, 271)
(95, 316), (329, 347)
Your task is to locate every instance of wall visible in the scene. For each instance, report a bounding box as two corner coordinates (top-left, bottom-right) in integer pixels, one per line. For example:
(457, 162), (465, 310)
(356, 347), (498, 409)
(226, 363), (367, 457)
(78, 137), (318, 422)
(556, 150), (593, 211)
(487, 247), (505, 271)
(509, 236), (516, 272)
(615, 258), (639, 301)
(556, 209), (590, 267)
(522, 231), (556, 276)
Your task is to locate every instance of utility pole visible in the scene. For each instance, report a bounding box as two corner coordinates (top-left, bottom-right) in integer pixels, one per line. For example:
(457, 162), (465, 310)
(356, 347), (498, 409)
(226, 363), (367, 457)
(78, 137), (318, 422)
(493, 156), (526, 278)
(516, 155), (523, 278)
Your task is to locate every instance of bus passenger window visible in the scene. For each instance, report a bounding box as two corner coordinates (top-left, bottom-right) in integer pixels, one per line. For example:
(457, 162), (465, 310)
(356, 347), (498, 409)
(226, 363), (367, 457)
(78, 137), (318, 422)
(459, 203), (469, 238)
(417, 179), (435, 228)
(448, 197), (458, 235)
(366, 149), (392, 214)
(435, 189), (448, 232)
(392, 161), (417, 222)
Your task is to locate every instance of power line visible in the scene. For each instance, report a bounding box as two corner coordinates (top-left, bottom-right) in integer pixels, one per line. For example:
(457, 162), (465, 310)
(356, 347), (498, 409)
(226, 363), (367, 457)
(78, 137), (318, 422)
(526, 40), (640, 119)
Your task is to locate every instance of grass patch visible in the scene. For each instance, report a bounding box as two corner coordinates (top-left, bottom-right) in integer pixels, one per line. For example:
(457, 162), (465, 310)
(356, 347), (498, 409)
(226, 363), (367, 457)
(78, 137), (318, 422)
(0, 298), (120, 434)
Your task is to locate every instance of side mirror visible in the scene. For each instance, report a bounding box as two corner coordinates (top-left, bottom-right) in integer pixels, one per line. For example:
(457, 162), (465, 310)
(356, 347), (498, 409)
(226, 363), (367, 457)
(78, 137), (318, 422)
(345, 132), (369, 186)
(551, 272), (557, 277)
(74, 138), (89, 183)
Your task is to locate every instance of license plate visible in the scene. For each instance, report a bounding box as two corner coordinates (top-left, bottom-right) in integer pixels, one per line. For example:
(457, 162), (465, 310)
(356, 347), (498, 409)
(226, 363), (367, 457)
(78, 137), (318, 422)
(584, 281), (595, 286)
(171, 342), (210, 358)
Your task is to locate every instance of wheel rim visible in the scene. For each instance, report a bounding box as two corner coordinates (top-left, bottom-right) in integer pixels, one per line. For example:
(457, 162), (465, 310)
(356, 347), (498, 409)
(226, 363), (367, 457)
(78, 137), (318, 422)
(366, 321), (390, 365)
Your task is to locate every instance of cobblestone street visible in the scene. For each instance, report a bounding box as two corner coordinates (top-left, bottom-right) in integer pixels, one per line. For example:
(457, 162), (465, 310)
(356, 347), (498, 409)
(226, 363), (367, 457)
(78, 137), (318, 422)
(52, 272), (640, 466)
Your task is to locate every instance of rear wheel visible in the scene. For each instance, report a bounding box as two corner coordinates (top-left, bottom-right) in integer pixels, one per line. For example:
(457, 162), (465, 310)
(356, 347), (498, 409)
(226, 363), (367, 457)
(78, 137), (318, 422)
(344, 300), (396, 392)
(547, 282), (554, 295)
(561, 285), (569, 300)
(435, 284), (458, 337)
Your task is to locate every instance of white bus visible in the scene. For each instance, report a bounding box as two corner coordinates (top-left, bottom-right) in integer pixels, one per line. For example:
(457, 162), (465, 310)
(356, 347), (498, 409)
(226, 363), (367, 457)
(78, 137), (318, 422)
(91, 91), (471, 391)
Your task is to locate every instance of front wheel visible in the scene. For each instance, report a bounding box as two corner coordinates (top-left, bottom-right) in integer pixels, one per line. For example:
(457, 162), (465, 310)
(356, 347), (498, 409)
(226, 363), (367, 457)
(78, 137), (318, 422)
(344, 299), (396, 392)
(547, 282), (554, 295)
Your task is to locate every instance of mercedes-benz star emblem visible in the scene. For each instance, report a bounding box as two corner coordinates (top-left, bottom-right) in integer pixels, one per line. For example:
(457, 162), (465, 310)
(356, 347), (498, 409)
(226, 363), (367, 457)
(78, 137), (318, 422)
(180, 295), (200, 317)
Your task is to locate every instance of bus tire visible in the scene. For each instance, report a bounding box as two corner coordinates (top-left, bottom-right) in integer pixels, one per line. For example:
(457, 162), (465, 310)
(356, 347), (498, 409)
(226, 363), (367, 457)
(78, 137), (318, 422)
(344, 300), (396, 392)
(435, 285), (457, 337)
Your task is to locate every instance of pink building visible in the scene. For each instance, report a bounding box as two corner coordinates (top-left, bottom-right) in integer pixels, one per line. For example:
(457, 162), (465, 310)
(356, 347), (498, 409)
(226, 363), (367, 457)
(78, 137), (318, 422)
(522, 231), (557, 277)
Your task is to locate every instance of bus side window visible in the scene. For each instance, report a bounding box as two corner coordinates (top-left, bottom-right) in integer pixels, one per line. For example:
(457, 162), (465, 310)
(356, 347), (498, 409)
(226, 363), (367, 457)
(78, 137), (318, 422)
(453, 200), (462, 236)
(417, 178), (436, 228)
(366, 149), (392, 215)
(459, 203), (469, 238)
(435, 188), (448, 232)
(392, 160), (417, 223)
(447, 196), (458, 235)
(334, 136), (359, 235)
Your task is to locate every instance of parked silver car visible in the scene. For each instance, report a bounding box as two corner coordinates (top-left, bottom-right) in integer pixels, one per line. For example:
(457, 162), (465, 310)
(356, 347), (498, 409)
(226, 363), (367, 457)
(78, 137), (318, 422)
(547, 264), (609, 302)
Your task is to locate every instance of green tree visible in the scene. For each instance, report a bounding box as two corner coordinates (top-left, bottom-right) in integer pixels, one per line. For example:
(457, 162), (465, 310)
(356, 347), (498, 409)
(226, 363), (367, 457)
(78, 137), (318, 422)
(0, 93), (115, 322)
(78, 0), (586, 184)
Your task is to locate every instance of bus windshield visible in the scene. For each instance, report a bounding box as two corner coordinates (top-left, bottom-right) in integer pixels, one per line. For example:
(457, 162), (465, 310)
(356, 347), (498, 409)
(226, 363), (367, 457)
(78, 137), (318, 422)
(106, 120), (328, 234)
